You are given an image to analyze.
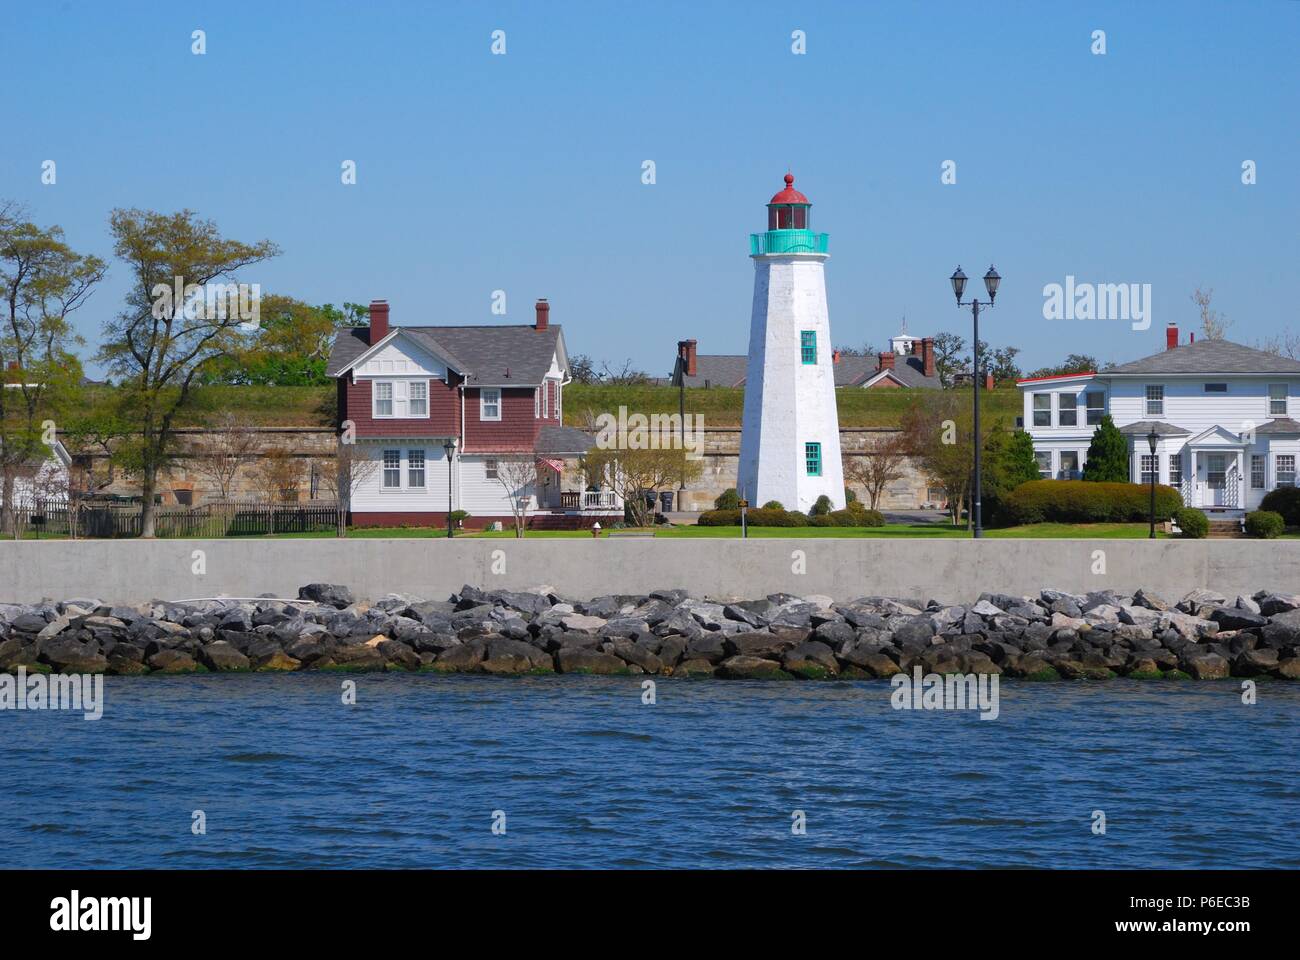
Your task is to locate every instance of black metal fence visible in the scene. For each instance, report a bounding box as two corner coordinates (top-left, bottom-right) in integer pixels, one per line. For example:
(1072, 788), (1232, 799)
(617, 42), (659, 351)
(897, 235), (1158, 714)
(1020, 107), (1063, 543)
(4, 499), (342, 539)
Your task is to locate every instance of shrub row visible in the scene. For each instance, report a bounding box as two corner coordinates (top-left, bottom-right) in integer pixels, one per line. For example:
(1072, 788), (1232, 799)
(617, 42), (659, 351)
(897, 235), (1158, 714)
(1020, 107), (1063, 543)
(1259, 487), (1300, 527)
(697, 505), (885, 528)
(1005, 480), (1182, 525)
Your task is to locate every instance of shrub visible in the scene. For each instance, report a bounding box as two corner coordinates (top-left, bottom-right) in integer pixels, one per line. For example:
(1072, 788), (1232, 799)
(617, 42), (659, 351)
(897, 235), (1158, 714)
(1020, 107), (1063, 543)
(697, 509), (739, 526)
(714, 488), (740, 510)
(449, 510), (470, 525)
(761, 500), (785, 510)
(809, 494), (833, 517)
(1260, 487), (1300, 527)
(845, 487), (857, 504)
(1005, 479), (1182, 525)
(1174, 507), (1208, 539)
(696, 507), (809, 527)
(1245, 510), (1285, 539)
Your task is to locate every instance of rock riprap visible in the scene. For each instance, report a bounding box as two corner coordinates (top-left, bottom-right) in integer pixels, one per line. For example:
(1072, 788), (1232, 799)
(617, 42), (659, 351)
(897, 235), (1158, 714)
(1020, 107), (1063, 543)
(2, 583), (1299, 680)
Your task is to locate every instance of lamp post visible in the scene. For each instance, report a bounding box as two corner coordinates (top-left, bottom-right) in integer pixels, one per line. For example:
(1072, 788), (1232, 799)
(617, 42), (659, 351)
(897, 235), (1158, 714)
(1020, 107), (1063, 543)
(1147, 429), (1159, 539)
(443, 438), (457, 539)
(950, 264), (1000, 538)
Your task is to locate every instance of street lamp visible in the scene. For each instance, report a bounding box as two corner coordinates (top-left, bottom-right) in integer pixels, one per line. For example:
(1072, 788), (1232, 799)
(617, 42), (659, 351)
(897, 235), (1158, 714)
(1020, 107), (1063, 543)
(949, 264), (1000, 537)
(1146, 429), (1159, 539)
(443, 438), (457, 539)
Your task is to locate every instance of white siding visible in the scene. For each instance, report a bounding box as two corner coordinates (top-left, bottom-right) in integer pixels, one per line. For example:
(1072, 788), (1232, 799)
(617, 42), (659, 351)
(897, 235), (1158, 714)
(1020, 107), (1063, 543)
(1107, 377), (1299, 435)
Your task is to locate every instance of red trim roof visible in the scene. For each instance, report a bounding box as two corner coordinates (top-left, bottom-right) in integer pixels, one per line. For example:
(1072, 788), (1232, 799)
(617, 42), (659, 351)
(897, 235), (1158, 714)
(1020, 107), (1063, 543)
(1016, 370), (1097, 384)
(768, 173), (809, 204)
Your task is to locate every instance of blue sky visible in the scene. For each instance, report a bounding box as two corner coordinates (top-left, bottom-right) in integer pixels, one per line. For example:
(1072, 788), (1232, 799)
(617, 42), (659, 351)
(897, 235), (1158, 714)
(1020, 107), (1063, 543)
(4, 0), (1297, 378)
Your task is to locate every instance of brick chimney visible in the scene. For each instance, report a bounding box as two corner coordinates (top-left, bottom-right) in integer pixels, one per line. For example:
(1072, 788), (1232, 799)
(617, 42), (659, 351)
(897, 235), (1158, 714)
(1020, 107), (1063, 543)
(534, 298), (550, 331)
(832, 349), (841, 364)
(984, 371), (995, 390)
(878, 351), (895, 371)
(1166, 322), (1178, 350)
(677, 339), (698, 377)
(921, 336), (936, 378)
(368, 299), (389, 343)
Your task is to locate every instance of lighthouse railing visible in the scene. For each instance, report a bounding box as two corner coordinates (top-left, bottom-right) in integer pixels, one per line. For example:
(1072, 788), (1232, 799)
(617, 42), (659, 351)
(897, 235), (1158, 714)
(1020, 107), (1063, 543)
(749, 230), (829, 255)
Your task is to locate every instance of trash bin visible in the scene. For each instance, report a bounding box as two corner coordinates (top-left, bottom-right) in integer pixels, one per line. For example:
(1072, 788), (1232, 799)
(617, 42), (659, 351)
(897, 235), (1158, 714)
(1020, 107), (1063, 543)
(644, 491), (657, 512)
(658, 490), (674, 513)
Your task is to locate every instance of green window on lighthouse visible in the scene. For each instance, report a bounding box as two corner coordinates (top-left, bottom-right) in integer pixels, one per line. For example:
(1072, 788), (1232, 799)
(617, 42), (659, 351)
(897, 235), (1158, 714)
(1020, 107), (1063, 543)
(800, 330), (817, 364)
(805, 442), (822, 476)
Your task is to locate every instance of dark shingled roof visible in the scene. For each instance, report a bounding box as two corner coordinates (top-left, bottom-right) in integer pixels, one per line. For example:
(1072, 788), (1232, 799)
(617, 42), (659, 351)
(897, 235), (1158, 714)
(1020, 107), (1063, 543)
(1119, 420), (1191, 436)
(326, 325), (564, 386)
(857, 355), (942, 389)
(535, 425), (597, 455)
(1255, 417), (1300, 435)
(1105, 338), (1300, 376)
(672, 354), (749, 388)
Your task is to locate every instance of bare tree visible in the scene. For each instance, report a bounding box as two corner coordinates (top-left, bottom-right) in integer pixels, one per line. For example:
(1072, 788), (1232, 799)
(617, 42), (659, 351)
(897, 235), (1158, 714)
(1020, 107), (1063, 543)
(316, 439), (380, 537)
(250, 448), (305, 503)
(583, 445), (701, 528)
(1257, 329), (1300, 360)
(844, 432), (908, 509)
(190, 411), (258, 500)
(599, 359), (649, 385)
(492, 456), (539, 538)
(1192, 286), (1233, 340)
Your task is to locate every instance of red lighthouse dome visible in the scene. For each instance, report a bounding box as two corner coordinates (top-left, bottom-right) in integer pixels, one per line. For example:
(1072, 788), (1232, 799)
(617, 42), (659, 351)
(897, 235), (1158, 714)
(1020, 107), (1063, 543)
(766, 173), (811, 230)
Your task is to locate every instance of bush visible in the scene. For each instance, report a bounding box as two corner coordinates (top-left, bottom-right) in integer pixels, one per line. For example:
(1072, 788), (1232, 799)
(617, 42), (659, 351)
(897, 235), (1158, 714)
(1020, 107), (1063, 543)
(696, 507), (810, 527)
(449, 510), (470, 526)
(713, 488), (740, 511)
(845, 488), (857, 504)
(1245, 510), (1285, 539)
(809, 494), (833, 517)
(1174, 507), (1208, 539)
(761, 500), (785, 511)
(1260, 487), (1300, 527)
(1005, 479), (1182, 525)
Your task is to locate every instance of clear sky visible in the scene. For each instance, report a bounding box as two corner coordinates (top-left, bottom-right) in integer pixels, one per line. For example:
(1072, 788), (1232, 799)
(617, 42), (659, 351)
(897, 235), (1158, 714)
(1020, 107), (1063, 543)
(3, 0), (1297, 378)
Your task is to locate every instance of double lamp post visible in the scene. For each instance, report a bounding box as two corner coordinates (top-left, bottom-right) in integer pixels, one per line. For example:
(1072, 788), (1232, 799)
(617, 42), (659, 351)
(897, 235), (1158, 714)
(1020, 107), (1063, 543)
(949, 264), (1000, 538)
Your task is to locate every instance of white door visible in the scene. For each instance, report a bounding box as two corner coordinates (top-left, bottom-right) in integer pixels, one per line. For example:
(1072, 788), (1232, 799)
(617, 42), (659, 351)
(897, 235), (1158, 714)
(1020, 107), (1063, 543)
(1206, 453), (1227, 506)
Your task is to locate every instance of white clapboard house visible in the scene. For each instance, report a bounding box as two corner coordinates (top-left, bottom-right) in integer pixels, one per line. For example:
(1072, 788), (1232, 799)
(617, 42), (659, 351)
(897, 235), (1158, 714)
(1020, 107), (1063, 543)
(1017, 322), (1300, 519)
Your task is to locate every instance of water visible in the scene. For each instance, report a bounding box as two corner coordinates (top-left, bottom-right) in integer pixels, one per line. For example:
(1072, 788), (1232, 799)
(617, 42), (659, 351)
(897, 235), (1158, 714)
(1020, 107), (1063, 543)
(3, 674), (1298, 868)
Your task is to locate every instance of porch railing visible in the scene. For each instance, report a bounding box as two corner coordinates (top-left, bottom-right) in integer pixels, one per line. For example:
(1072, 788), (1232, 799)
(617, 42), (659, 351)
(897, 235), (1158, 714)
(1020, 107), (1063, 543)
(581, 490), (619, 509)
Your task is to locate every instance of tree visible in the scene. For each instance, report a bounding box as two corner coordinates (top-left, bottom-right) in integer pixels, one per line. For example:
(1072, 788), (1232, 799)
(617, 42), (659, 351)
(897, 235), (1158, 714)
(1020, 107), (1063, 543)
(97, 208), (279, 537)
(1256, 330), (1300, 360)
(1081, 415), (1129, 482)
(1025, 354), (1100, 379)
(567, 353), (599, 384)
(898, 391), (991, 526)
(599, 359), (650, 385)
(1192, 286), (1233, 340)
(210, 297), (364, 385)
(583, 445), (702, 528)
(931, 331), (967, 388)
(250, 448), (305, 503)
(0, 205), (106, 534)
(316, 438), (380, 538)
(987, 345), (1022, 384)
(492, 456), (540, 538)
(189, 410), (258, 500)
(843, 432), (908, 509)
(981, 426), (1039, 525)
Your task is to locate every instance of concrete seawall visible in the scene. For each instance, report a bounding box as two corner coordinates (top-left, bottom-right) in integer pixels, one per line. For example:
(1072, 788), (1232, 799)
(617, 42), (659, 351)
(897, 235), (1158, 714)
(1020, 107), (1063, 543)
(2, 539), (1299, 604)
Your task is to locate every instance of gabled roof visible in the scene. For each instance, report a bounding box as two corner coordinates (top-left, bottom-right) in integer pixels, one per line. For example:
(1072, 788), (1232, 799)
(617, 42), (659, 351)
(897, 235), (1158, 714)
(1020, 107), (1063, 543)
(1183, 424), (1247, 446)
(1104, 338), (1300, 376)
(1255, 417), (1300, 435)
(1119, 420), (1190, 436)
(855, 355), (941, 389)
(535, 425), (597, 455)
(673, 355), (748, 388)
(327, 325), (565, 386)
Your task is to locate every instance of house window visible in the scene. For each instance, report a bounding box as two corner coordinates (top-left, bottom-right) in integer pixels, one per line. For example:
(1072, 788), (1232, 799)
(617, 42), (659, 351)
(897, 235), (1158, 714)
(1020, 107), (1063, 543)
(1085, 391), (1105, 425)
(1032, 393), (1051, 427)
(800, 330), (817, 364)
(1058, 393), (1078, 426)
(1140, 454), (1158, 485)
(542, 381), (549, 419)
(1206, 454), (1226, 489)
(1204, 383), (1228, 393)
(1269, 384), (1288, 417)
(1059, 451), (1080, 480)
(480, 388), (501, 421)
(555, 383), (562, 420)
(1145, 385), (1164, 417)
(1169, 453), (1183, 487)
(805, 442), (822, 476)
(1035, 451), (1052, 478)
(408, 381), (428, 417)
(485, 458), (498, 480)
(174, 489), (193, 507)
(382, 449), (401, 488)
(408, 449), (426, 488)
(1277, 455), (1296, 487)
(1251, 454), (1265, 489)
(374, 382), (394, 417)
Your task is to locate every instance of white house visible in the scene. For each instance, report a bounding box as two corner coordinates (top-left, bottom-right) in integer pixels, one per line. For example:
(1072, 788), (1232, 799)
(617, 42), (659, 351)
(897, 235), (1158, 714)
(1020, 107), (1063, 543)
(1017, 322), (1300, 517)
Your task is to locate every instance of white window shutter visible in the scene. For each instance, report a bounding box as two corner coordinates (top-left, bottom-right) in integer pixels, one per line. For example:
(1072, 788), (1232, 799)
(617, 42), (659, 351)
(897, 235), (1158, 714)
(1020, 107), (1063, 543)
(394, 380), (407, 418)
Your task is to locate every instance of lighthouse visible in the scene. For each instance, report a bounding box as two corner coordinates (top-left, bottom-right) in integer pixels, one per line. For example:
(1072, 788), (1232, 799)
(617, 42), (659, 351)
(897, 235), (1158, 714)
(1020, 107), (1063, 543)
(736, 173), (845, 513)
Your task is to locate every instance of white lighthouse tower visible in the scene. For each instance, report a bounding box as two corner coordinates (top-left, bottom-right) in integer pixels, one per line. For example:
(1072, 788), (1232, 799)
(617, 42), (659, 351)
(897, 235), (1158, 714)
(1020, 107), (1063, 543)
(737, 173), (845, 513)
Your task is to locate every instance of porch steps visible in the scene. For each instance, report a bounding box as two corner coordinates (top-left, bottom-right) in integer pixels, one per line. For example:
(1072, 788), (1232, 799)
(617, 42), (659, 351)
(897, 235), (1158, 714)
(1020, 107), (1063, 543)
(1207, 519), (1245, 539)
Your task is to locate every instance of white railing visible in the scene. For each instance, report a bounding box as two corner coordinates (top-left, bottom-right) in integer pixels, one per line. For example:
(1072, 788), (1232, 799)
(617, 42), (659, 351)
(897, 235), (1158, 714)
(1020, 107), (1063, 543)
(581, 490), (619, 509)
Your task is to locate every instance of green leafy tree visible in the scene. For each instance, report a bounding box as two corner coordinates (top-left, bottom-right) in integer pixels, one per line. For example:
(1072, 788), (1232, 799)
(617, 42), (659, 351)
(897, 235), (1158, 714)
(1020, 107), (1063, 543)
(1025, 354), (1100, 379)
(1081, 415), (1129, 482)
(931, 331), (967, 388)
(981, 427), (1039, 525)
(97, 208), (279, 537)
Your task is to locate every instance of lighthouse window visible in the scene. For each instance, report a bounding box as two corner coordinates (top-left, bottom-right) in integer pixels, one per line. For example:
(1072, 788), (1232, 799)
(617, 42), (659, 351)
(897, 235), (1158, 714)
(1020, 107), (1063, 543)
(800, 330), (817, 364)
(805, 442), (822, 477)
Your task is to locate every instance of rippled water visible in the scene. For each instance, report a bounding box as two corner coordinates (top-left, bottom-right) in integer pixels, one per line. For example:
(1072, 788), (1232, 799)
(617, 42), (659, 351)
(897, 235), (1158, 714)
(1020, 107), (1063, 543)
(3, 675), (1298, 868)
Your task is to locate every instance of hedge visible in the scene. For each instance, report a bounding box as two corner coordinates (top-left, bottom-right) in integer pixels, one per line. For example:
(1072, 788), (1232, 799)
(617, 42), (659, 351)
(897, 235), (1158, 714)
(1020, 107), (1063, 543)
(1174, 507), (1208, 539)
(1005, 479), (1182, 524)
(1260, 487), (1300, 527)
(1245, 510), (1285, 539)
(697, 505), (884, 528)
